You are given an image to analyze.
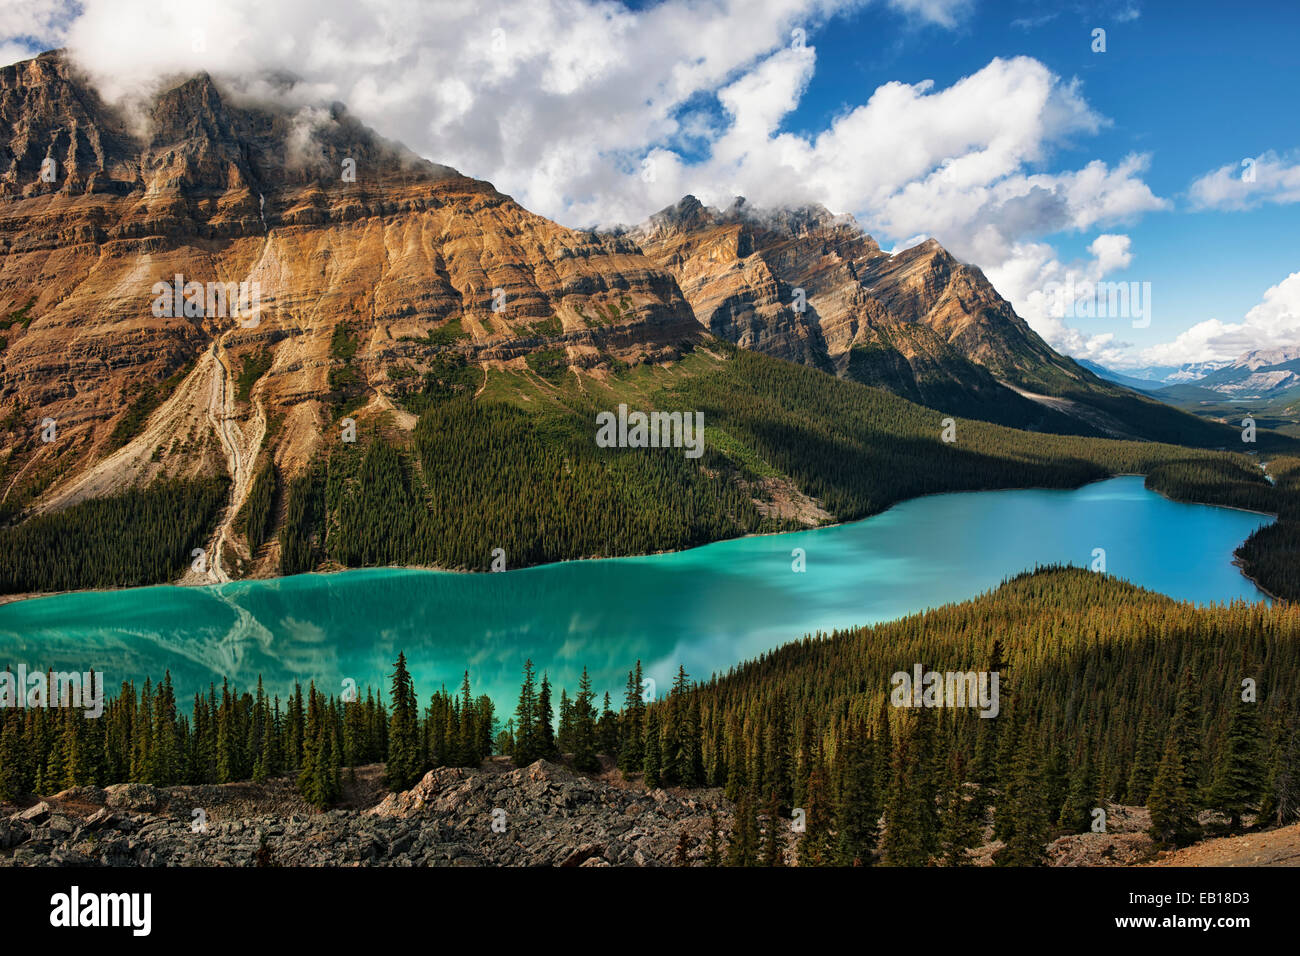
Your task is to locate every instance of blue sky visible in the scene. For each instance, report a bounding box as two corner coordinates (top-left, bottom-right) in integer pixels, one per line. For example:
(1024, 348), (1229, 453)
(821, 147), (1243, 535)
(775, 0), (1300, 363)
(5, 0), (1298, 367)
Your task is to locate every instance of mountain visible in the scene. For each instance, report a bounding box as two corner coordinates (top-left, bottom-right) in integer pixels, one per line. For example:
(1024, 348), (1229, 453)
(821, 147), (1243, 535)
(1099, 361), (1230, 387)
(0, 50), (1280, 597)
(1076, 359), (1163, 393)
(0, 50), (699, 522)
(1191, 347), (1300, 397)
(1152, 348), (1300, 439)
(628, 195), (1234, 443)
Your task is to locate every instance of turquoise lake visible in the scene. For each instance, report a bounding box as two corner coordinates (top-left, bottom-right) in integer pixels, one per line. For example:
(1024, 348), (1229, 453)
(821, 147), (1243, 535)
(0, 476), (1273, 705)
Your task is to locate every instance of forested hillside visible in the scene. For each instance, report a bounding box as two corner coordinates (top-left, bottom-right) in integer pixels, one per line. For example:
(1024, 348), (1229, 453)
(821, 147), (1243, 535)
(6, 569), (1297, 865)
(4, 344), (1297, 597)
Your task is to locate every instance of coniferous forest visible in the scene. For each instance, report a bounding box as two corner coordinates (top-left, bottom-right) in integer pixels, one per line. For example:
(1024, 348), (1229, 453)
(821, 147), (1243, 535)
(4, 569), (1297, 864)
(4, 347), (1298, 599)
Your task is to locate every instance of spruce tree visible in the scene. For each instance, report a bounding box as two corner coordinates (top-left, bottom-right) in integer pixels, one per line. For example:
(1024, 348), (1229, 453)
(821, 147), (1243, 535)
(706, 811), (724, 866)
(537, 673), (557, 760)
(573, 668), (600, 772)
(1059, 751), (1097, 834)
(512, 659), (538, 766)
(1207, 688), (1263, 831)
(881, 713), (937, 866)
(384, 653), (421, 791)
(726, 790), (759, 866)
(642, 708), (662, 788)
(618, 662), (645, 778)
(937, 750), (980, 866)
(1147, 669), (1204, 847)
(760, 789), (785, 866)
(994, 729), (1050, 866)
(835, 720), (878, 866)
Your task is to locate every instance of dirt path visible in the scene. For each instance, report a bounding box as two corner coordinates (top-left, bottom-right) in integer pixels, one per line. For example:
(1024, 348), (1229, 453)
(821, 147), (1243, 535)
(1145, 823), (1300, 866)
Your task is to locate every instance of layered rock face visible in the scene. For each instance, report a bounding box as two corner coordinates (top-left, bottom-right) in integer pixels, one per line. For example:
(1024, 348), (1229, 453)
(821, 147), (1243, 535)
(0, 51), (699, 531)
(630, 195), (1101, 426)
(1, 50), (1205, 555)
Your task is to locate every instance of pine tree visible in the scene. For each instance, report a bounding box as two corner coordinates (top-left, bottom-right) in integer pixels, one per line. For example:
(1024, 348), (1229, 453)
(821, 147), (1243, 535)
(994, 729), (1050, 866)
(572, 668), (600, 772)
(384, 653), (422, 791)
(618, 662), (645, 778)
(937, 750), (980, 866)
(1148, 669), (1204, 847)
(1206, 688), (1263, 831)
(835, 720), (878, 866)
(642, 708), (662, 788)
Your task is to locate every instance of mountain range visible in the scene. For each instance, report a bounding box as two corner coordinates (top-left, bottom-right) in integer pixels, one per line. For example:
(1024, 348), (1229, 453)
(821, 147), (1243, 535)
(0, 50), (1276, 589)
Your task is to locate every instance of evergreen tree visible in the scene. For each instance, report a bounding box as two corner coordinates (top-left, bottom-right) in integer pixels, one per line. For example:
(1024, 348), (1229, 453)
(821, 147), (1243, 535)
(706, 811), (724, 866)
(537, 673), (557, 760)
(1126, 713), (1158, 804)
(512, 660), (539, 766)
(1206, 687), (1263, 831)
(937, 750), (980, 866)
(797, 752), (834, 866)
(642, 708), (662, 788)
(726, 790), (759, 867)
(618, 662), (645, 777)
(835, 720), (878, 866)
(994, 729), (1050, 866)
(881, 713), (938, 866)
(1148, 669), (1204, 847)
(1059, 751), (1097, 834)
(384, 653), (422, 790)
(760, 789), (785, 866)
(572, 668), (600, 772)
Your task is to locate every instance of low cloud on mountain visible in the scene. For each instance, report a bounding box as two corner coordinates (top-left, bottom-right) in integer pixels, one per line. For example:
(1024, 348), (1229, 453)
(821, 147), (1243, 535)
(0, 0), (1214, 367)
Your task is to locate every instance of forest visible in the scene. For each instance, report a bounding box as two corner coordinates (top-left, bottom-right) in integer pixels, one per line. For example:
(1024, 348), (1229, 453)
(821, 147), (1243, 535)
(3, 569), (1297, 865)
(0, 477), (228, 593)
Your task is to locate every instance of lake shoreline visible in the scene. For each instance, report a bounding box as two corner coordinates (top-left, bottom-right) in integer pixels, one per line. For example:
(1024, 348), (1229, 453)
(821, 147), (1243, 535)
(0, 472), (1279, 609)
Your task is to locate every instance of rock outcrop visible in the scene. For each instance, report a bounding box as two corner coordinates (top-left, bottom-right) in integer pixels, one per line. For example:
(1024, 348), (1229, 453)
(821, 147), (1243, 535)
(0, 51), (700, 533)
(0, 760), (732, 867)
(629, 195), (1107, 431)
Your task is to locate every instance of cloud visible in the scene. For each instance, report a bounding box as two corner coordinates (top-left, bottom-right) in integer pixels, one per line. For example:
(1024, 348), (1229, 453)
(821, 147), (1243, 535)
(1188, 150), (1300, 211)
(4, 0), (1168, 364)
(1139, 271), (1300, 366)
(985, 233), (1140, 365)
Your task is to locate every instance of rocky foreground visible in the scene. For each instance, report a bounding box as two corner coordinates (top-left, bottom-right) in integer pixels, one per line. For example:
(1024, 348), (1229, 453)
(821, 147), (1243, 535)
(0, 760), (730, 867)
(2, 758), (1294, 867)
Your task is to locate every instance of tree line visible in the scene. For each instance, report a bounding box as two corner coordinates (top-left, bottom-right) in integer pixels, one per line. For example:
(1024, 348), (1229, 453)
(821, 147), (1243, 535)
(4, 568), (1297, 863)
